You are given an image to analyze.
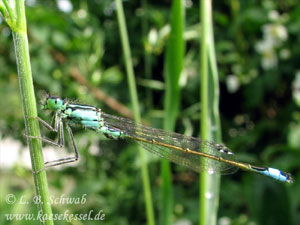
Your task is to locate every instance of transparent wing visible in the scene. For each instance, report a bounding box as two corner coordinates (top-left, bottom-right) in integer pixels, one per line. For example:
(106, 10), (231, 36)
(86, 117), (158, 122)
(102, 113), (238, 175)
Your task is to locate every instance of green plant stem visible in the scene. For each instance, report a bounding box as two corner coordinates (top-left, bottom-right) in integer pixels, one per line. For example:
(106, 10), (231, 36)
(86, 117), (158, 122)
(0, 3), (7, 19)
(199, 0), (209, 154)
(208, 11), (222, 143)
(141, 0), (153, 108)
(12, 1), (53, 225)
(199, 1), (221, 225)
(1, 1), (14, 29)
(3, 0), (14, 20)
(115, 1), (155, 225)
(161, 0), (185, 224)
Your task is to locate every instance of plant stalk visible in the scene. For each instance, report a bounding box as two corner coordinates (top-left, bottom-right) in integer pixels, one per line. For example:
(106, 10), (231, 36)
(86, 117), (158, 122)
(11, 1), (53, 224)
(115, 1), (155, 225)
(199, 0), (221, 225)
(161, 0), (185, 224)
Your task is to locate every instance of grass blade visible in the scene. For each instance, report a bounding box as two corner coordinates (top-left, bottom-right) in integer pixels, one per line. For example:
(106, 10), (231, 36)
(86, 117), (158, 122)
(161, 0), (185, 224)
(141, 0), (153, 108)
(115, 1), (155, 224)
(199, 1), (221, 225)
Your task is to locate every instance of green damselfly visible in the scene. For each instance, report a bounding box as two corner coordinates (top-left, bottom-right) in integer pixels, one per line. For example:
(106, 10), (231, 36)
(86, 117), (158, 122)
(26, 95), (293, 183)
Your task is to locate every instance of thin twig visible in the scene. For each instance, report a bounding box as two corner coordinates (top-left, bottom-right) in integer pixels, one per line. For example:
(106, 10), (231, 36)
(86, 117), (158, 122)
(70, 67), (134, 119)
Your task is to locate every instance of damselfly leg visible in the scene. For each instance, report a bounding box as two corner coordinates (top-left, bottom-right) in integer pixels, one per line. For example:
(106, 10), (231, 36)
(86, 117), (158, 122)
(25, 114), (79, 170)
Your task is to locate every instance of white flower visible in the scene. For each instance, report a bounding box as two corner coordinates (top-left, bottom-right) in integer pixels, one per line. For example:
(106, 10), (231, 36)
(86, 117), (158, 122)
(261, 48), (278, 69)
(255, 39), (274, 53)
(269, 10), (279, 21)
(148, 28), (158, 46)
(77, 9), (87, 19)
(26, 0), (36, 6)
(218, 217), (231, 225)
(57, 0), (73, 13)
(226, 75), (240, 93)
(263, 24), (288, 47)
(256, 19), (288, 70)
(184, 0), (193, 8)
(256, 39), (278, 69)
(274, 24), (288, 41)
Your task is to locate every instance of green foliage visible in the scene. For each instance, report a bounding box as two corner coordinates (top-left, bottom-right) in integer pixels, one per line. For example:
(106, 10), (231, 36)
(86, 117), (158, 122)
(161, 1), (184, 224)
(0, 1), (299, 225)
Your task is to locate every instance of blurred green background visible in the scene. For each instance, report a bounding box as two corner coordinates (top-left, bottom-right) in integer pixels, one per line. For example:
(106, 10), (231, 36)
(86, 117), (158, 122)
(0, 0), (299, 225)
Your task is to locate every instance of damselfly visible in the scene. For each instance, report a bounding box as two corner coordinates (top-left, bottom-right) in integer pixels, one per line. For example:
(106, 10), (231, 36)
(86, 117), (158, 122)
(26, 95), (293, 183)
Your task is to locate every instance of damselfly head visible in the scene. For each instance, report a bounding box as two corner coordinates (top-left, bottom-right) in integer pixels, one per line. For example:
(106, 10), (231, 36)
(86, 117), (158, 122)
(41, 95), (64, 111)
(215, 144), (234, 155)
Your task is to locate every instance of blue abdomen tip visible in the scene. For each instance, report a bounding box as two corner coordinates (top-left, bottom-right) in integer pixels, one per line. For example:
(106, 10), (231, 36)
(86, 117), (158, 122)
(265, 168), (292, 183)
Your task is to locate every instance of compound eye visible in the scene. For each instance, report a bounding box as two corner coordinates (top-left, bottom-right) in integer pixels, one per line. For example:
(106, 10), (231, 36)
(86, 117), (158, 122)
(215, 144), (224, 150)
(216, 144), (234, 155)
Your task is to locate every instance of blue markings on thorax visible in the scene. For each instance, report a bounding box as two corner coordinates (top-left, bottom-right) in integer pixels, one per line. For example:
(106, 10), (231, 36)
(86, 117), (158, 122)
(63, 104), (124, 139)
(64, 104), (101, 130)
